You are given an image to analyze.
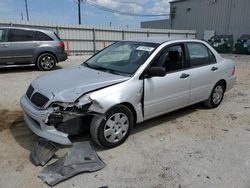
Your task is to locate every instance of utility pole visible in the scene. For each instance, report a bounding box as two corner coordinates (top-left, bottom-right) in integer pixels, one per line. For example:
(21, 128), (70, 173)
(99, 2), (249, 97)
(78, 0), (81, 25)
(21, 12), (24, 20)
(25, 0), (29, 21)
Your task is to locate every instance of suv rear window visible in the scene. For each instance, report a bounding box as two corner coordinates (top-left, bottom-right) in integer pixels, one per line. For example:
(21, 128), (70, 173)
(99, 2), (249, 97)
(35, 31), (53, 41)
(9, 29), (35, 42)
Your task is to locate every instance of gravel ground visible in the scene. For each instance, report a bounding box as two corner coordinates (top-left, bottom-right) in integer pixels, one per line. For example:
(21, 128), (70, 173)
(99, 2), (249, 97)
(0, 55), (249, 188)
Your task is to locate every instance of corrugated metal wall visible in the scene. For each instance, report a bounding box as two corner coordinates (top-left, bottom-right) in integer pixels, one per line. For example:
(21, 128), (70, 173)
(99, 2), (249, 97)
(171, 0), (250, 40)
(141, 19), (171, 29)
(0, 19), (196, 55)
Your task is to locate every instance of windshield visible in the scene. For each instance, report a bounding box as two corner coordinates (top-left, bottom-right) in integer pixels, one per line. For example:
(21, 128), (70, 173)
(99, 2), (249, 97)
(83, 41), (159, 76)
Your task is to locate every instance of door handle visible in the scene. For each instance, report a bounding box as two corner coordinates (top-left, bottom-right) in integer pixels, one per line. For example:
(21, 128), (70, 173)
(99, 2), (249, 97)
(34, 42), (40, 46)
(211, 67), (218, 71)
(180, 73), (190, 79)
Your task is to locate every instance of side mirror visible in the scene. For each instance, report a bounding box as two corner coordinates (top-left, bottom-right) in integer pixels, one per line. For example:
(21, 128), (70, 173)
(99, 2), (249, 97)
(147, 67), (166, 78)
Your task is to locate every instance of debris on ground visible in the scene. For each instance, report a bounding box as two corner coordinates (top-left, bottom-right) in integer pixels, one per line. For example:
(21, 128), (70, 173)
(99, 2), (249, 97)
(38, 142), (105, 186)
(229, 114), (238, 120)
(31, 138), (58, 166)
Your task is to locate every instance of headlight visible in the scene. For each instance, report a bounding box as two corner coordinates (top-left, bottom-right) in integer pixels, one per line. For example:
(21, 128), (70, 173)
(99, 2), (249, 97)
(76, 94), (93, 110)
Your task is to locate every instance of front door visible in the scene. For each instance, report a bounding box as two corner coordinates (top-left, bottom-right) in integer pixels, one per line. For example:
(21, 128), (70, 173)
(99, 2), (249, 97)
(0, 29), (11, 64)
(144, 44), (191, 120)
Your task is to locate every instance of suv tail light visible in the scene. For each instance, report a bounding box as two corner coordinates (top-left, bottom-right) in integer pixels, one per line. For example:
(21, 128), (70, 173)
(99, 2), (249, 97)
(59, 41), (65, 49)
(232, 66), (235, 76)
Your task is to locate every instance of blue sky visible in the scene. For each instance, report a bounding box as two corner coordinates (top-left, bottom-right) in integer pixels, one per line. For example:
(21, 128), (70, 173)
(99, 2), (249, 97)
(0, 0), (170, 28)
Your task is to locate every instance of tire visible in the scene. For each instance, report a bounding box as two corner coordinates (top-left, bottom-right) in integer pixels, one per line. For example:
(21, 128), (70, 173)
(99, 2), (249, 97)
(90, 105), (134, 148)
(36, 53), (57, 71)
(204, 81), (225, 108)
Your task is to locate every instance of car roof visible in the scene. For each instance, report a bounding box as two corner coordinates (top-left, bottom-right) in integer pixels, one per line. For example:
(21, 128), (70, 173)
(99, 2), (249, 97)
(0, 26), (53, 33)
(125, 37), (200, 44)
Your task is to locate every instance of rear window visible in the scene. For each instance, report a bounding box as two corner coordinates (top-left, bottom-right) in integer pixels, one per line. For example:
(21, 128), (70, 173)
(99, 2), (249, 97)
(35, 31), (53, 41)
(9, 29), (35, 42)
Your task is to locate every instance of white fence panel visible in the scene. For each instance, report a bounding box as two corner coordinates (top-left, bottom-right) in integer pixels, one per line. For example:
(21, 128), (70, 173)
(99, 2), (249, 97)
(0, 19), (196, 55)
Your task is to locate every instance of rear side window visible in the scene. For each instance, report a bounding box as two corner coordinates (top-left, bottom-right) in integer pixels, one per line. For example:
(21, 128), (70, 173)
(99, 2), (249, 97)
(36, 31), (53, 41)
(187, 43), (210, 67)
(0, 29), (8, 42)
(9, 29), (34, 42)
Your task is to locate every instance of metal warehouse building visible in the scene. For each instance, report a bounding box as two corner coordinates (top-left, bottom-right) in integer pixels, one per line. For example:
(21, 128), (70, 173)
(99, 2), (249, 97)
(141, 0), (250, 40)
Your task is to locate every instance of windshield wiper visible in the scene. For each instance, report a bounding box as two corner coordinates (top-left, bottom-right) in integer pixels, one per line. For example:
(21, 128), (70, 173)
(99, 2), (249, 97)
(84, 63), (131, 76)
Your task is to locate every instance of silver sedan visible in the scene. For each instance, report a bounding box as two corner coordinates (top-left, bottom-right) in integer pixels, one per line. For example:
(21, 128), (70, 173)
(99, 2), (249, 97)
(20, 37), (236, 148)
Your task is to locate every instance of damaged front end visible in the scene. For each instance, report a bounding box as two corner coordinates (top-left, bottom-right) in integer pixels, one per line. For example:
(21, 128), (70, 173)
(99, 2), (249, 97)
(20, 93), (103, 145)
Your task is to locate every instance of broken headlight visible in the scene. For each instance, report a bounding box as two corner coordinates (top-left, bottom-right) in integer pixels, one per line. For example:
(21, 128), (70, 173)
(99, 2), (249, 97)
(76, 95), (93, 111)
(51, 102), (75, 111)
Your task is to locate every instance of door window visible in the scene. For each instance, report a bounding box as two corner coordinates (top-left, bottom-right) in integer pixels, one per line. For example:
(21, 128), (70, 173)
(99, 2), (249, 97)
(151, 44), (184, 73)
(187, 43), (210, 67)
(9, 29), (35, 42)
(0, 29), (8, 42)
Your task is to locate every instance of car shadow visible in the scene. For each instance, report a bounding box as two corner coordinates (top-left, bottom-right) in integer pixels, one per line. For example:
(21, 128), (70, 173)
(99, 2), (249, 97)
(0, 65), (62, 74)
(10, 114), (38, 151)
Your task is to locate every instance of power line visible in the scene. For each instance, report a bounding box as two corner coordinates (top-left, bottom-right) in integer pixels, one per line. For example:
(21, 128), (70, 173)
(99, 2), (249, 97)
(78, 0), (81, 24)
(83, 0), (170, 17)
(24, 0), (29, 21)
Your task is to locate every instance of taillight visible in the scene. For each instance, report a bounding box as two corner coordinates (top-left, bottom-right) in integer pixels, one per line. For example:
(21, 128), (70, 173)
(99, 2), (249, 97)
(232, 66), (235, 75)
(59, 41), (65, 49)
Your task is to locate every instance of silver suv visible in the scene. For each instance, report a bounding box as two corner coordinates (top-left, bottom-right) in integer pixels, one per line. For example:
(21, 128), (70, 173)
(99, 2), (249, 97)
(0, 27), (67, 71)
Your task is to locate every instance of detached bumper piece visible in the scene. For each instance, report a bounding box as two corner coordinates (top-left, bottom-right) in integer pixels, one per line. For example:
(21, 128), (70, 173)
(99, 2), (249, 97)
(38, 142), (105, 186)
(31, 138), (58, 166)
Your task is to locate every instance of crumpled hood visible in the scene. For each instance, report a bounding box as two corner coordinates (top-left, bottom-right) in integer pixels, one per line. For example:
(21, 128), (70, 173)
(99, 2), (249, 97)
(31, 65), (129, 102)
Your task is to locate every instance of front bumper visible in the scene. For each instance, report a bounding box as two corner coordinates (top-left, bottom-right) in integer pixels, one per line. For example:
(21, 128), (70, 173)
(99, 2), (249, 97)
(20, 95), (72, 145)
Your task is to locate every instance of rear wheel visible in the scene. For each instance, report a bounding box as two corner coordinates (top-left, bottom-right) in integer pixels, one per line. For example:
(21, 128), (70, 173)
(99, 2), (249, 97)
(36, 53), (56, 71)
(204, 82), (225, 108)
(90, 105), (134, 148)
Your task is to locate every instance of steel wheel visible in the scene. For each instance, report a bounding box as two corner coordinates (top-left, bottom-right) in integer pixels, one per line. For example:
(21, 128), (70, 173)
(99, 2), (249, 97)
(204, 81), (225, 108)
(212, 85), (224, 105)
(90, 104), (134, 148)
(104, 113), (129, 143)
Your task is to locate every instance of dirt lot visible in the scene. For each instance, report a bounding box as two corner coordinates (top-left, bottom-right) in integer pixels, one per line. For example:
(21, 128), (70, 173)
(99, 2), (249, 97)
(0, 55), (249, 188)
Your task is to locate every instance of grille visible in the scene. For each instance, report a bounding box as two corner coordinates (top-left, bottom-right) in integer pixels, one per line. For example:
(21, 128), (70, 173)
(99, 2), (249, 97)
(26, 85), (34, 99)
(30, 92), (49, 108)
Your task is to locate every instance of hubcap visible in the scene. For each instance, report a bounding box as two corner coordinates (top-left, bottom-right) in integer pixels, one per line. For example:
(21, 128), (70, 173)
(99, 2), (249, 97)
(212, 85), (223, 105)
(104, 113), (129, 143)
(40, 56), (55, 70)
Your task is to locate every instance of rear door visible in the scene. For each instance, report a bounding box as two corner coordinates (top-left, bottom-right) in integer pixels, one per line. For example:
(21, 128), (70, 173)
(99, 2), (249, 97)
(144, 43), (191, 119)
(0, 29), (11, 64)
(185, 42), (219, 104)
(9, 29), (37, 64)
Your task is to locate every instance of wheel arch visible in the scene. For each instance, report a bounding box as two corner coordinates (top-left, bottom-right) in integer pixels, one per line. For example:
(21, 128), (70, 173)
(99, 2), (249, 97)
(217, 79), (227, 91)
(120, 102), (137, 125)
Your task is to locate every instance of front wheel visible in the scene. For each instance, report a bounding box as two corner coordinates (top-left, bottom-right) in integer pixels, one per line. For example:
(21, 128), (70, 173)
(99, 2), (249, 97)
(90, 105), (134, 148)
(36, 53), (57, 71)
(204, 82), (225, 108)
